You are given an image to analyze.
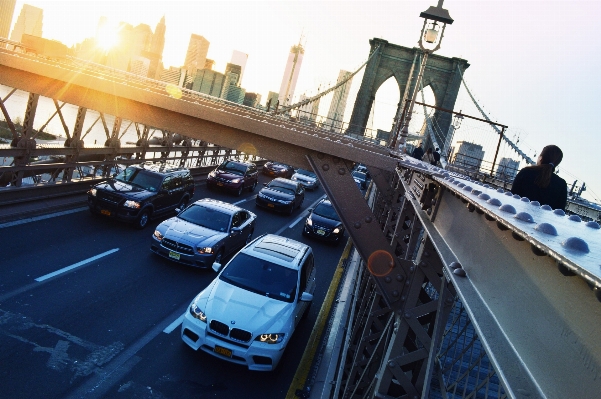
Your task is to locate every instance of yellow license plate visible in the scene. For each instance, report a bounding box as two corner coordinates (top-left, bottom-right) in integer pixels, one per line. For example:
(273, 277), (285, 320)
(101, 209), (111, 216)
(267, 203), (275, 207)
(214, 345), (232, 358)
(169, 251), (180, 260)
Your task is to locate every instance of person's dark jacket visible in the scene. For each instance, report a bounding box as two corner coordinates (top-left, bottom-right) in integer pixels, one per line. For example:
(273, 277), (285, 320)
(433, 150), (441, 164)
(412, 146), (424, 160)
(511, 168), (568, 210)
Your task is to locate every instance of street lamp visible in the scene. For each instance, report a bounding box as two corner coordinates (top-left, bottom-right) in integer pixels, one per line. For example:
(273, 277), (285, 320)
(394, 0), (453, 155)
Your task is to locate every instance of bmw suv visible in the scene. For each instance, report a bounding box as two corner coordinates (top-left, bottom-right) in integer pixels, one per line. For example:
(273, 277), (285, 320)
(87, 163), (194, 229)
(206, 159), (258, 196)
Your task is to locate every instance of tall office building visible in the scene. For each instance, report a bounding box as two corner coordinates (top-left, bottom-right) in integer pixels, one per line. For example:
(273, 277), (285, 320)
(325, 70), (353, 132)
(192, 69), (225, 98)
(495, 158), (520, 180)
(266, 91), (279, 110)
(10, 4), (42, 42)
(184, 34), (209, 77)
(243, 92), (261, 108)
(147, 16), (166, 79)
(297, 94), (320, 123)
(230, 50), (248, 85)
(278, 43), (304, 106)
(453, 141), (485, 170)
(221, 63), (242, 101)
(0, 0), (17, 39)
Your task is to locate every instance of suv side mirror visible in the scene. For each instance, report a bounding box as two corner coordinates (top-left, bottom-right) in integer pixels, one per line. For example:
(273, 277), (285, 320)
(212, 262), (222, 272)
(300, 292), (313, 302)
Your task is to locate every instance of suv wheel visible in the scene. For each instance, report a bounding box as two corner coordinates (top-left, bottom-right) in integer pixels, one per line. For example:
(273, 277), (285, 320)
(178, 196), (189, 211)
(135, 209), (150, 229)
(235, 185), (243, 197)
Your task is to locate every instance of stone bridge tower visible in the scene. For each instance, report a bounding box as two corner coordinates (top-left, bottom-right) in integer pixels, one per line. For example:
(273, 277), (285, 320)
(347, 38), (469, 150)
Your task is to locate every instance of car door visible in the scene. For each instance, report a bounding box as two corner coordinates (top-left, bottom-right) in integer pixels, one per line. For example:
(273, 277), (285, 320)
(228, 211), (247, 253)
(294, 252), (315, 327)
(153, 175), (174, 214)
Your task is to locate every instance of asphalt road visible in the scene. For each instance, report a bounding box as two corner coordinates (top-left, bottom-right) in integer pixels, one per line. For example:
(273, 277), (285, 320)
(0, 173), (346, 399)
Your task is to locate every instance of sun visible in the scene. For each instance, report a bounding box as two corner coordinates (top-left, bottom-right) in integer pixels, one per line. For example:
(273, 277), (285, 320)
(96, 25), (119, 51)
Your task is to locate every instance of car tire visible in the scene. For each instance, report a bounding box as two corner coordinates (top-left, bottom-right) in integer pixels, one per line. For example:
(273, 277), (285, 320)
(249, 180), (257, 192)
(235, 185), (243, 197)
(135, 209), (150, 229)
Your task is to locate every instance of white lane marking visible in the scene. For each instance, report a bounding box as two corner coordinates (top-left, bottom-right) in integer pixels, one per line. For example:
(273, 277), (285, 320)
(288, 195), (326, 229)
(35, 248), (120, 282)
(233, 194), (257, 206)
(0, 207), (87, 229)
(163, 314), (185, 334)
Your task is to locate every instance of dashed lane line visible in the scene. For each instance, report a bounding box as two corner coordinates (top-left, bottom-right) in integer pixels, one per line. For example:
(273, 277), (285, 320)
(35, 248), (120, 282)
(0, 207), (88, 229)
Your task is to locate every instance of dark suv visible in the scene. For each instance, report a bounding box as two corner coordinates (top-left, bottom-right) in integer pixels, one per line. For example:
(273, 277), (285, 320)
(206, 159), (258, 196)
(87, 163), (195, 229)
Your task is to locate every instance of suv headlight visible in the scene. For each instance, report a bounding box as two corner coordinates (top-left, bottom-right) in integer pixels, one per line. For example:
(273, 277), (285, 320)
(124, 200), (141, 209)
(306, 217), (312, 226)
(197, 246), (214, 254)
(153, 230), (163, 241)
(190, 302), (207, 322)
(333, 227), (341, 234)
(257, 333), (285, 344)
(89, 188), (97, 196)
(230, 178), (241, 184)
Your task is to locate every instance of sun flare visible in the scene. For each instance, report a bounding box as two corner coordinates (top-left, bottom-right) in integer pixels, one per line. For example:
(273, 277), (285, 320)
(96, 25), (119, 51)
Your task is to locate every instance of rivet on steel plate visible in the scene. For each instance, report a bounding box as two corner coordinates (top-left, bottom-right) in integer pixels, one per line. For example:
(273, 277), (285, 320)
(586, 221), (600, 229)
(540, 204), (552, 211)
(322, 164), (330, 171)
(478, 193), (491, 201)
(463, 185), (472, 191)
(561, 237), (590, 254)
(520, 197), (530, 203)
(567, 215), (581, 222)
(512, 194), (521, 199)
(391, 290), (400, 297)
(497, 188), (505, 193)
(531, 244), (547, 256)
(530, 200), (540, 206)
(471, 189), (482, 196)
(449, 261), (462, 269)
(535, 223), (558, 236)
(453, 268), (467, 277)
(396, 274), (404, 282)
(487, 198), (502, 206)
(404, 312), (412, 319)
(337, 167), (346, 175)
(484, 213), (495, 221)
(512, 232), (525, 241)
(504, 192), (513, 196)
(557, 262), (576, 276)
(467, 203), (475, 212)
(423, 251), (430, 258)
(384, 276), (391, 283)
(515, 212), (534, 223)
(353, 222), (361, 229)
(499, 204), (517, 214)
(496, 221), (509, 231)
(458, 183), (465, 188)
(365, 216), (372, 223)
(388, 360), (396, 368)
(553, 209), (566, 216)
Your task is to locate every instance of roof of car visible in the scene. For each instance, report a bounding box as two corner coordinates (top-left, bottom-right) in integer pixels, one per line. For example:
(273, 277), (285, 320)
(193, 198), (247, 215)
(224, 159), (256, 166)
(271, 177), (300, 186)
(244, 234), (310, 268)
(131, 162), (189, 175)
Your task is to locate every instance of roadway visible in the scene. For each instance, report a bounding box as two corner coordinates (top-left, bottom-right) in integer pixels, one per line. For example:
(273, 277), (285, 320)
(0, 172), (347, 399)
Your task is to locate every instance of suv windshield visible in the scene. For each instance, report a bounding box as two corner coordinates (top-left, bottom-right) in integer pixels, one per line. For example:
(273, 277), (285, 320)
(115, 167), (162, 191)
(220, 252), (298, 303)
(313, 202), (339, 220)
(178, 204), (231, 231)
(296, 169), (316, 178)
(220, 161), (246, 176)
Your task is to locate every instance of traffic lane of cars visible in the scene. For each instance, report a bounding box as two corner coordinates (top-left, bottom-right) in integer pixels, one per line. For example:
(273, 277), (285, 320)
(0, 179), (337, 398)
(95, 203), (346, 399)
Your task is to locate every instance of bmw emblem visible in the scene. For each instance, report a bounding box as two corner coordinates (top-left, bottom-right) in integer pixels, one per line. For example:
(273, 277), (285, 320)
(231, 320), (235, 324)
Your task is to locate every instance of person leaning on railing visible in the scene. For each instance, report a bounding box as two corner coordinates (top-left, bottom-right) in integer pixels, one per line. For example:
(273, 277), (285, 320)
(511, 144), (567, 210)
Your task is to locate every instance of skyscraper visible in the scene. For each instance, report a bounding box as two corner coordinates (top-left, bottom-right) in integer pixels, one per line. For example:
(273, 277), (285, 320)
(10, 4), (42, 42)
(150, 16), (166, 57)
(230, 50), (248, 85)
(278, 43), (304, 106)
(325, 70), (353, 132)
(298, 94), (320, 123)
(184, 34), (209, 77)
(221, 63), (243, 103)
(0, 0), (17, 39)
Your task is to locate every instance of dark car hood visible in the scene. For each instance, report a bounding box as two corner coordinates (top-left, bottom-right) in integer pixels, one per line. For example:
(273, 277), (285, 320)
(311, 212), (342, 229)
(214, 169), (244, 180)
(260, 188), (295, 201)
(95, 180), (156, 200)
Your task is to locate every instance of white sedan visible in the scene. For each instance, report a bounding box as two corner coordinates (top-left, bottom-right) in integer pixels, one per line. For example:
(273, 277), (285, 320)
(181, 234), (315, 371)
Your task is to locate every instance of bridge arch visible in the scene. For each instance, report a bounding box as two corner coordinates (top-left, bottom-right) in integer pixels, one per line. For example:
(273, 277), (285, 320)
(347, 38), (469, 149)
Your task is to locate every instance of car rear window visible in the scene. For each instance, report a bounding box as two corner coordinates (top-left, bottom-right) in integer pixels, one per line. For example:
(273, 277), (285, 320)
(220, 253), (298, 303)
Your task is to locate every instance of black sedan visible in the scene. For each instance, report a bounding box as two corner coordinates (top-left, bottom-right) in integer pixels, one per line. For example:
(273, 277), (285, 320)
(262, 161), (295, 178)
(151, 198), (257, 268)
(302, 198), (345, 244)
(255, 178), (305, 215)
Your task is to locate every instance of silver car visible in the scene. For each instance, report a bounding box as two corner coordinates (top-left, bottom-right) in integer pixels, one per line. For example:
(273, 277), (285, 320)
(291, 168), (319, 190)
(151, 198), (257, 268)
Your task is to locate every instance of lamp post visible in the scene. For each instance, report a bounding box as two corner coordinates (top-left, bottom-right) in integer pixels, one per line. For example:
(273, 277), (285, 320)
(394, 0), (454, 155)
(443, 109), (463, 160)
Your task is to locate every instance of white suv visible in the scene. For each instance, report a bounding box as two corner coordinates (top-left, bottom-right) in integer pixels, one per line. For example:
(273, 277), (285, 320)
(181, 234), (316, 371)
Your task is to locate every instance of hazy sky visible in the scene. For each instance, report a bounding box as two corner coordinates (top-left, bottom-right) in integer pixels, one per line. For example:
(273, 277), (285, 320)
(9, 0), (601, 202)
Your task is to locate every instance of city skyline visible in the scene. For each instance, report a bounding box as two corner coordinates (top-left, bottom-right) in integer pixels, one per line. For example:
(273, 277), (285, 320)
(2, 0), (600, 202)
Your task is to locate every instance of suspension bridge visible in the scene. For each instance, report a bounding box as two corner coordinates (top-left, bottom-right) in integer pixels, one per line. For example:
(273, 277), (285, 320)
(0, 36), (600, 399)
